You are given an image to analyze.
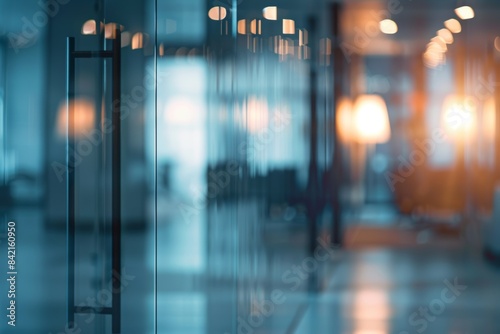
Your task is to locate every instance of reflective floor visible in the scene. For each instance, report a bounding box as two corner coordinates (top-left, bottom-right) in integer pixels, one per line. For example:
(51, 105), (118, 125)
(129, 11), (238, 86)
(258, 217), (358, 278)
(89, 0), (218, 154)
(10, 207), (500, 334)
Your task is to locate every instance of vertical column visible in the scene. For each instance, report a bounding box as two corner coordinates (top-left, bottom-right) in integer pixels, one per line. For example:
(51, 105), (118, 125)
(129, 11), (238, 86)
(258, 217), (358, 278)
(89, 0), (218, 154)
(112, 29), (122, 334)
(307, 16), (319, 259)
(331, 2), (343, 246)
(66, 36), (76, 328)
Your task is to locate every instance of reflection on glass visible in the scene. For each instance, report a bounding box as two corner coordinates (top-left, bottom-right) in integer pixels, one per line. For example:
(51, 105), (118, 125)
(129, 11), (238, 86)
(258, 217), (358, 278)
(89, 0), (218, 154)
(57, 99), (95, 138)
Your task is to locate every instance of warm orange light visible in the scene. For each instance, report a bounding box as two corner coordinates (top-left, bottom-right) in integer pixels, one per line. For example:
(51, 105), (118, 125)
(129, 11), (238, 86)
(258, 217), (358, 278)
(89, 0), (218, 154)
(437, 28), (454, 44)
(57, 99), (96, 138)
(263, 6), (278, 20)
(283, 19), (295, 35)
(238, 19), (247, 34)
(455, 6), (475, 20)
(379, 19), (398, 34)
(236, 97), (269, 133)
(82, 20), (97, 35)
(208, 6), (227, 21)
(352, 95), (391, 144)
(431, 36), (447, 51)
(131, 32), (144, 50)
(444, 19), (462, 33)
(441, 94), (477, 141)
(423, 48), (445, 68)
(104, 23), (122, 39)
(483, 96), (496, 141)
(336, 97), (354, 142)
(250, 19), (261, 35)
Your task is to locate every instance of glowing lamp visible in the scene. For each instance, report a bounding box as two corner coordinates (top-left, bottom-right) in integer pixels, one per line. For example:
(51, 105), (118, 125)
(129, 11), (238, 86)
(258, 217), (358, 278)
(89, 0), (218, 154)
(441, 94), (477, 141)
(352, 95), (391, 144)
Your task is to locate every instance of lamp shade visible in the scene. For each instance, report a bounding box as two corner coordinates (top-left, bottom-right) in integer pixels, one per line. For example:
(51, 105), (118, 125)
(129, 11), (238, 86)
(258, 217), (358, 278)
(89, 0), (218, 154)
(441, 94), (477, 141)
(352, 94), (391, 144)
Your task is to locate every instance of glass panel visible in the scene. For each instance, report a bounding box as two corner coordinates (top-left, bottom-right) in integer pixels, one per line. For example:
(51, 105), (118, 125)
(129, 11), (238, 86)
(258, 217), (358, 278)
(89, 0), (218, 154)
(156, 1), (336, 333)
(0, 1), (155, 333)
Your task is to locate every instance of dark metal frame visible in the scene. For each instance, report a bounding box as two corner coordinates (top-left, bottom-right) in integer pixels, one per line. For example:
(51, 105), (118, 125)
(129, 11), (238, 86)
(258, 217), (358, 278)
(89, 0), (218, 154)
(67, 30), (122, 333)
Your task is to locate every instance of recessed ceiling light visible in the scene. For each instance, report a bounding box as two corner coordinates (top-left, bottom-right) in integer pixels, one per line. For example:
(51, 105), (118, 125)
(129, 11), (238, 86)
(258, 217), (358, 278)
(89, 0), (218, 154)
(283, 19), (295, 35)
(444, 19), (462, 33)
(431, 36), (448, 51)
(379, 19), (398, 34)
(455, 6), (474, 20)
(208, 6), (227, 21)
(263, 6), (278, 20)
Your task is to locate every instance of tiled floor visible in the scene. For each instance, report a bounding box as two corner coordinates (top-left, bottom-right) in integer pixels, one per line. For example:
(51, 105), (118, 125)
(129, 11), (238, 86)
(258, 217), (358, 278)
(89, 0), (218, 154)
(2, 207), (500, 333)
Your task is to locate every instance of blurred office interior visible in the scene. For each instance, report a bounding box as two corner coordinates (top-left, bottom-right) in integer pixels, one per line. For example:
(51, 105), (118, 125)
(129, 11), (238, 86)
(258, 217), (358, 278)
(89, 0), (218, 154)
(1, 0), (500, 333)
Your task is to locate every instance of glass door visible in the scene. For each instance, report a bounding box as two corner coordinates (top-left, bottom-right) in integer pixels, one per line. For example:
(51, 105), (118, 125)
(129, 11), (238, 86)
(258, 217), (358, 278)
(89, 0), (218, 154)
(0, 1), (155, 333)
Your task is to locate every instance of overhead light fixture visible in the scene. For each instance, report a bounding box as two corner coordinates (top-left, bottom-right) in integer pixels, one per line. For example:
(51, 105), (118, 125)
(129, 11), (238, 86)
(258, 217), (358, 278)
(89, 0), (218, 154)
(437, 28), (454, 44)
(263, 6), (278, 20)
(104, 23), (123, 39)
(444, 18), (462, 33)
(455, 6), (475, 20)
(379, 19), (398, 35)
(250, 19), (262, 35)
(283, 19), (295, 35)
(208, 6), (227, 21)
(238, 19), (247, 34)
(352, 95), (391, 144)
(82, 20), (98, 35)
(427, 41), (446, 53)
(131, 32), (144, 50)
(431, 36), (448, 51)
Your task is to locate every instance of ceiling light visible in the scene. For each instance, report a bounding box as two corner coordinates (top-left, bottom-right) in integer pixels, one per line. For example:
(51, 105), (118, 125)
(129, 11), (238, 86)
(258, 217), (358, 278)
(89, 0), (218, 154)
(82, 20), (97, 35)
(431, 36), (447, 51)
(455, 6), (474, 20)
(379, 19), (398, 34)
(208, 6), (227, 21)
(444, 19), (462, 33)
(437, 28), (454, 44)
(238, 19), (246, 34)
(263, 6), (278, 20)
(283, 19), (295, 35)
